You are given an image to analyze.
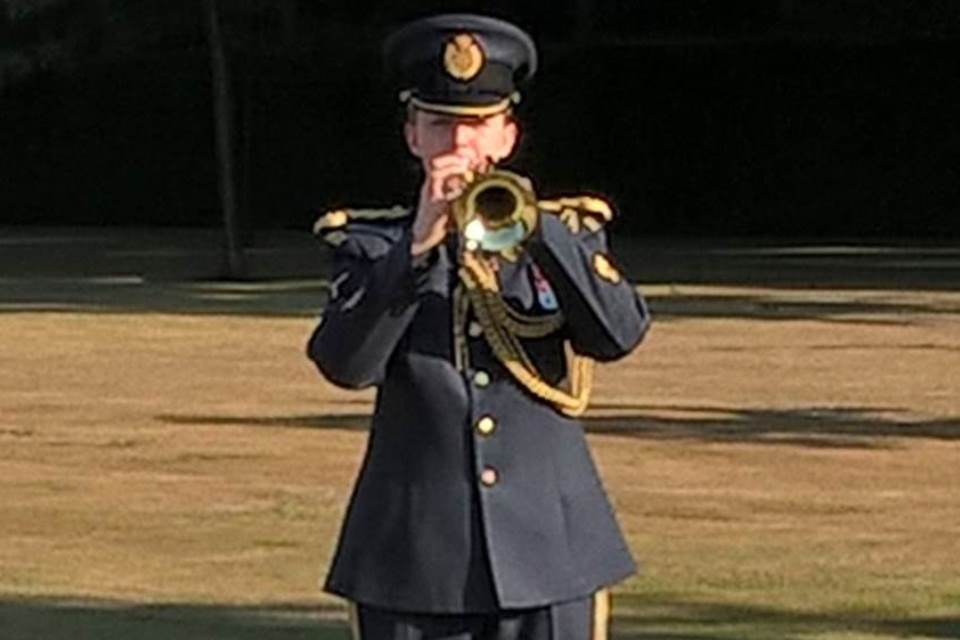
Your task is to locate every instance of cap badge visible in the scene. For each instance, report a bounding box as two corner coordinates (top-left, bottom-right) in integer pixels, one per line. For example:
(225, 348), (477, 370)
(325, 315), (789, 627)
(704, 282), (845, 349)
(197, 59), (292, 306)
(443, 33), (484, 81)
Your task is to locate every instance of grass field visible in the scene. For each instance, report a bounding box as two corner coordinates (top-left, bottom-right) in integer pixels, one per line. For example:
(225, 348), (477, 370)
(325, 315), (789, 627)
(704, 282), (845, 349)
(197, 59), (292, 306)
(1, 230), (959, 639)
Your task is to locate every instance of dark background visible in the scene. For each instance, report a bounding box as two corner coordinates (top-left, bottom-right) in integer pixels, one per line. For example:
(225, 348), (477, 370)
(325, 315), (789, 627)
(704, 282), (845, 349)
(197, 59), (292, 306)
(2, 0), (959, 238)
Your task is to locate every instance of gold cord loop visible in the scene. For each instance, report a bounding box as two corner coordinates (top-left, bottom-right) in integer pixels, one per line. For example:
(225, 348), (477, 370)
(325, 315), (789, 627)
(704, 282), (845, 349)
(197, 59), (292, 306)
(459, 251), (594, 417)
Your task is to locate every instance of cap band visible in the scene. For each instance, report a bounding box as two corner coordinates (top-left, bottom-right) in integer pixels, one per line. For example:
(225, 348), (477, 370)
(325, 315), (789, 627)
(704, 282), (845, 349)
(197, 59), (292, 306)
(408, 95), (514, 116)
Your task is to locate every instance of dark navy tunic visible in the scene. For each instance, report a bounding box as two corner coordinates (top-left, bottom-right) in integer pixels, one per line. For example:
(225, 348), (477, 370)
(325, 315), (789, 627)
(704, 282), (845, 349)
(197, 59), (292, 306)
(306, 208), (650, 613)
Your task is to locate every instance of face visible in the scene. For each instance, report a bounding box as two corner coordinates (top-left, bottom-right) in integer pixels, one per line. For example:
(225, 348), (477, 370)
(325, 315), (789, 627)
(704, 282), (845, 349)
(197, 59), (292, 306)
(404, 109), (519, 172)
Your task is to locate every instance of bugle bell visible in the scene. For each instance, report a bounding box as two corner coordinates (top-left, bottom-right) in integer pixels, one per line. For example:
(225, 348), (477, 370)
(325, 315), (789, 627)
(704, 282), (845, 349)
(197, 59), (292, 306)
(451, 169), (538, 252)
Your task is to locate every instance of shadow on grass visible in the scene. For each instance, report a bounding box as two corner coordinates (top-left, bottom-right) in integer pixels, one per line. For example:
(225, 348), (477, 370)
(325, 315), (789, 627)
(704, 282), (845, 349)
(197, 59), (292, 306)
(647, 294), (958, 325)
(1, 595), (957, 640)
(156, 404), (960, 448)
(585, 404), (960, 447)
(3, 281), (960, 325)
(4, 231), (960, 325)
(613, 593), (960, 639)
(0, 597), (347, 640)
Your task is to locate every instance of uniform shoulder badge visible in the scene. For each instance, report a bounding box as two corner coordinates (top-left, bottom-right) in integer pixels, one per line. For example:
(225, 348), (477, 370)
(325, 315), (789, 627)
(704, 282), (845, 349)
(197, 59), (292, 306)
(538, 195), (614, 234)
(312, 206), (411, 247)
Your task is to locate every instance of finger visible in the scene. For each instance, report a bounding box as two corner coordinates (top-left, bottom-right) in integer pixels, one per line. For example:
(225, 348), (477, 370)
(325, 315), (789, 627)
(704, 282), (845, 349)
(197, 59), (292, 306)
(433, 181), (460, 202)
(431, 152), (470, 165)
(429, 167), (475, 187)
(434, 146), (477, 162)
(441, 184), (465, 201)
(430, 148), (478, 168)
(429, 161), (468, 175)
(451, 147), (479, 164)
(430, 175), (465, 201)
(438, 173), (470, 200)
(429, 168), (470, 195)
(430, 178), (446, 201)
(430, 158), (473, 175)
(432, 212), (450, 231)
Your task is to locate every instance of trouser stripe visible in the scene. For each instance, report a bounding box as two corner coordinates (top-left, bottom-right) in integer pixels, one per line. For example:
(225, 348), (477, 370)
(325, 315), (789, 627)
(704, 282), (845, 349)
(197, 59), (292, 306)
(591, 589), (610, 640)
(347, 601), (361, 640)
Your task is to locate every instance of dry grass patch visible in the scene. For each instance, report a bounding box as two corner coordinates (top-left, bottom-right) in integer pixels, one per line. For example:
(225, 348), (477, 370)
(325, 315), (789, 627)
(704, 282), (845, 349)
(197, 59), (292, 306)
(1, 283), (959, 638)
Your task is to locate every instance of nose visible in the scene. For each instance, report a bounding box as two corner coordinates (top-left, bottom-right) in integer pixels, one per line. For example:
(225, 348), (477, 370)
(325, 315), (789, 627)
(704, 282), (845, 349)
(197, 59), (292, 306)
(453, 122), (477, 147)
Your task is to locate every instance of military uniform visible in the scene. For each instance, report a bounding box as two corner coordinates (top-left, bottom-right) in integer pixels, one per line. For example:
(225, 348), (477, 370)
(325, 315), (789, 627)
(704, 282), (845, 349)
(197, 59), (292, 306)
(305, 13), (651, 640)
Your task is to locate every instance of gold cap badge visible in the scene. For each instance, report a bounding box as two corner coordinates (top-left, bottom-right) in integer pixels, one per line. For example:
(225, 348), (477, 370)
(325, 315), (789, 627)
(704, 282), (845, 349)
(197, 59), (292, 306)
(593, 252), (622, 284)
(443, 33), (484, 81)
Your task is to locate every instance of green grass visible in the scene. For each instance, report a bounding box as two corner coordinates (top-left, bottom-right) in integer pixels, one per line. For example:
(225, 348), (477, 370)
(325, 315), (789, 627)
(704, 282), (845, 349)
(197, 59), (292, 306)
(2, 232), (959, 638)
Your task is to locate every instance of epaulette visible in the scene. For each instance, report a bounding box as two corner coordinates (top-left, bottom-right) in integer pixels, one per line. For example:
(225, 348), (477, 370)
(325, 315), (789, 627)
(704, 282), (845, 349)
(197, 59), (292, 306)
(312, 205), (411, 247)
(538, 195), (614, 234)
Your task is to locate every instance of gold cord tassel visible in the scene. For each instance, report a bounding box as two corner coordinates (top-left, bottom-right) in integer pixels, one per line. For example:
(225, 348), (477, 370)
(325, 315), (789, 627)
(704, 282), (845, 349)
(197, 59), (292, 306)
(459, 251), (594, 417)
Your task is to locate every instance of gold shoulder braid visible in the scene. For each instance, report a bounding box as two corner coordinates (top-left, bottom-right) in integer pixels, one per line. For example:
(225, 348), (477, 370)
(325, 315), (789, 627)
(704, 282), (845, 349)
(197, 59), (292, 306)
(539, 196), (613, 235)
(459, 250), (594, 417)
(312, 206), (411, 246)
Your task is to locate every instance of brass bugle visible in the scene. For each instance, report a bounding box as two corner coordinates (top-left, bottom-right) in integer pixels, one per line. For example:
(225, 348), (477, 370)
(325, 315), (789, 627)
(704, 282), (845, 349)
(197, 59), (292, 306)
(451, 169), (539, 252)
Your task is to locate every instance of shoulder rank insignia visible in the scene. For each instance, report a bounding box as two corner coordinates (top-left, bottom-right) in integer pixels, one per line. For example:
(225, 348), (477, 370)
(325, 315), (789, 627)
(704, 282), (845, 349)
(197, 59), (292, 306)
(592, 252), (621, 284)
(539, 195), (614, 234)
(312, 206), (410, 247)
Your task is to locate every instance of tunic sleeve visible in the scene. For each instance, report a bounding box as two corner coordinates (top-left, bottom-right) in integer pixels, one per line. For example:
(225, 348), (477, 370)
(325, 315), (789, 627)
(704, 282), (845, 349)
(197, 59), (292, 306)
(524, 212), (650, 361)
(305, 227), (424, 389)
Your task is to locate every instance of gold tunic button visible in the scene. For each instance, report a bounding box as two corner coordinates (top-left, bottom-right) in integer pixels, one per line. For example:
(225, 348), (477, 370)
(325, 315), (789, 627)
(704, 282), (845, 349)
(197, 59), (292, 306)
(476, 415), (496, 436)
(473, 370), (490, 388)
(480, 467), (499, 486)
(468, 321), (483, 338)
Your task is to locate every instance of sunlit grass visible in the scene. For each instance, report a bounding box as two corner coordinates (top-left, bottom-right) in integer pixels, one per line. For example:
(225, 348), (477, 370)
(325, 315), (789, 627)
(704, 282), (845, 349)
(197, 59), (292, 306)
(1, 280), (959, 638)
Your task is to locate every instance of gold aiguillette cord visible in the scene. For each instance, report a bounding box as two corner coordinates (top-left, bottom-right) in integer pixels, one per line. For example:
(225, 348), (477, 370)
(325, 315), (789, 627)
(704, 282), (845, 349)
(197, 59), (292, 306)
(459, 250), (594, 417)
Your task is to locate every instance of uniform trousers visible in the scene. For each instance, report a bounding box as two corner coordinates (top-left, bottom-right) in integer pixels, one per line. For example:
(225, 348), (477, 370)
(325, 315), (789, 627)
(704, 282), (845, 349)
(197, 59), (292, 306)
(347, 590), (611, 640)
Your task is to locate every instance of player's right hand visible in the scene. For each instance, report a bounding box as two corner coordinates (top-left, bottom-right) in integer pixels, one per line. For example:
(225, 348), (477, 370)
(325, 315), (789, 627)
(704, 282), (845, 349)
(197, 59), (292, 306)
(411, 149), (479, 256)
